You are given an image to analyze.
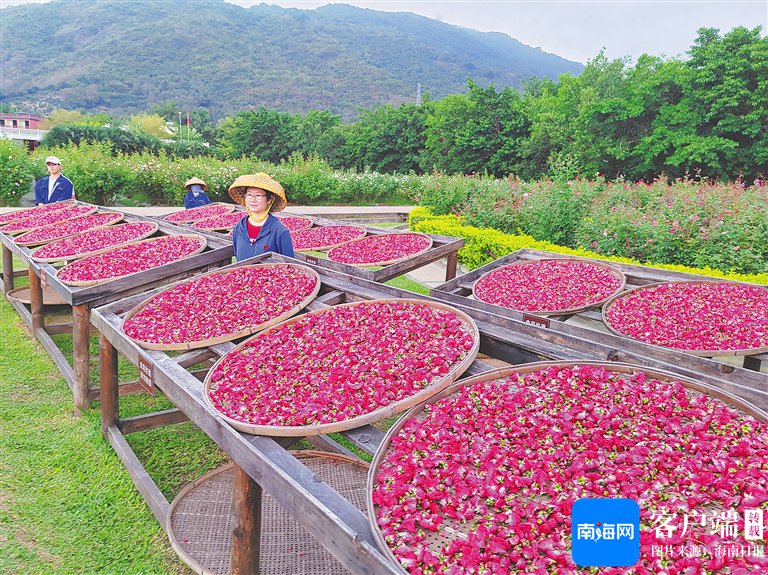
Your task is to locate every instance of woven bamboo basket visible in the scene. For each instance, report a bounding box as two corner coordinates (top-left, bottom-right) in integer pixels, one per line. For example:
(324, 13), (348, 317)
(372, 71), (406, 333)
(0, 205), (99, 234)
(167, 451), (369, 575)
(472, 257), (627, 316)
(326, 233), (433, 267)
(274, 213), (314, 232)
(14, 212), (125, 247)
(56, 234), (207, 287)
(6, 286), (68, 306)
(367, 360), (768, 574)
(121, 263), (321, 351)
(30, 221), (160, 263)
(602, 280), (768, 357)
(0, 199), (76, 226)
(163, 203), (236, 224)
(190, 212), (247, 231)
(292, 225), (367, 252)
(204, 298), (480, 436)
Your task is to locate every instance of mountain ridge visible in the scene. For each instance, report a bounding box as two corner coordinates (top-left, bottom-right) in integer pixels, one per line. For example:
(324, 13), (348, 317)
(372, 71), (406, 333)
(0, 0), (583, 119)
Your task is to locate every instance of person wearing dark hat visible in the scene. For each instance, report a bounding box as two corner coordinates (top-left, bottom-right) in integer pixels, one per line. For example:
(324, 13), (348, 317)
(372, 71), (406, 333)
(182, 177), (212, 209)
(34, 156), (75, 205)
(229, 173), (294, 261)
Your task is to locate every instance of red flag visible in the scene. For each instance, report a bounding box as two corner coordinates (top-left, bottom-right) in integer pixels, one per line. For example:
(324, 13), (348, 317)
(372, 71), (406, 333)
(186, 112), (190, 126)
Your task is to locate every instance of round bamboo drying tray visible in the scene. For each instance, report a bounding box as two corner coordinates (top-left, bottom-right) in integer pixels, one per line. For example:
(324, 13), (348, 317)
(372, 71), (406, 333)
(472, 257), (627, 316)
(56, 234), (207, 287)
(204, 298), (480, 437)
(367, 360), (768, 574)
(163, 203), (236, 224)
(6, 286), (68, 306)
(602, 280), (768, 357)
(0, 199), (76, 225)
(29, 221), (160, 263)
(326, 233), (433, 267)
(13, 212), (125, 246)
(0, 205), (99, 234)
(121, 263), (322, 351)
(190, 212), (246, 231)
(167, 451), (369, 575)
(292, 225), (367, 252)
(274, 213), (314, 232)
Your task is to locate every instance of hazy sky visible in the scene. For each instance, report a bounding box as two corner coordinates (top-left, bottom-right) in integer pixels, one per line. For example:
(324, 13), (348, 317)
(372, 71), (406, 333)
(2, 0), (766, 63)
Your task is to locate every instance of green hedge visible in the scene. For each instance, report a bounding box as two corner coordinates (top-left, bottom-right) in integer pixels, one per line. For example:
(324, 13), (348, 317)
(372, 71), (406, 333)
(409, 207), (768, 286)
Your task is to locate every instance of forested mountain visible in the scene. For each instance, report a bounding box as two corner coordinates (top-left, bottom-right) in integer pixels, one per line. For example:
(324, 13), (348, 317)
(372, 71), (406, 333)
(0, 0), (582, 119)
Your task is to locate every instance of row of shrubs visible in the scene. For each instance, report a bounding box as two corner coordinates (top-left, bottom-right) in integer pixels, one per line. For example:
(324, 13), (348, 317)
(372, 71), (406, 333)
(417, 175), (768, 275)
(409, 208), (768, 286)
(0, 140), (423, 207)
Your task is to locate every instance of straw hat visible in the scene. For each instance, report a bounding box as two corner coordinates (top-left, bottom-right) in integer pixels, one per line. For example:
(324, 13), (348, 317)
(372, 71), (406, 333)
(228, 173), (287, 212)
(184, 177), (207, 191)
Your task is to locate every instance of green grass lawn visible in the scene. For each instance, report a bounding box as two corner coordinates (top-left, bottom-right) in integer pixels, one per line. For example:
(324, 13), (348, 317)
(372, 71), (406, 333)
(0, 248), (431, 574)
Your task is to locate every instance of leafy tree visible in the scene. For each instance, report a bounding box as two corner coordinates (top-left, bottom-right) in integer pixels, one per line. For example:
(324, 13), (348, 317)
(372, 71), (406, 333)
(291, 109), (341, 159)
(127, 113), (171, 138)
(218, 107), (297, 162)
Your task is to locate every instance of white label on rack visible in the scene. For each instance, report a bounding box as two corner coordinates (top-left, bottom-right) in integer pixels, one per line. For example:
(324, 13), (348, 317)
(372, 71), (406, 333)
(137, 353), (156, 395)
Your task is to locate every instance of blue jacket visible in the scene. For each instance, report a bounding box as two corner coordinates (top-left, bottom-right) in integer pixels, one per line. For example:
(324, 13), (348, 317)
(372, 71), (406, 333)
(232, 213), (295, 261)
(183, 190), (211, 209)
(34, 174), (75, 205)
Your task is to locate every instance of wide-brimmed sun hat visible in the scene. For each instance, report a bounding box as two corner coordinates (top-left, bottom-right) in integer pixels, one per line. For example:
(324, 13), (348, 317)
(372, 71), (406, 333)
(228, 173), (287, 212)
(184, 177), (207, 191)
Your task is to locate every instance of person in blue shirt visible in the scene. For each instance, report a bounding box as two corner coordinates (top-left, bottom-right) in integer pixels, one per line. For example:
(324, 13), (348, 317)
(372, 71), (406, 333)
(34, 156), (75, 205)
(182, 177), (212, 209)
(229, 173), (294, 261)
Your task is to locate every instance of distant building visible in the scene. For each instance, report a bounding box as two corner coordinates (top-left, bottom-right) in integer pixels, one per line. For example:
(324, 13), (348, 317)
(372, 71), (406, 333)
(0, 113), (48, 150)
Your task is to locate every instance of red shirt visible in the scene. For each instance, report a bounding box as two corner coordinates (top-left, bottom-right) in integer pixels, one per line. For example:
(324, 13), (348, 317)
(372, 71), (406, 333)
(246, 218), (263, 241)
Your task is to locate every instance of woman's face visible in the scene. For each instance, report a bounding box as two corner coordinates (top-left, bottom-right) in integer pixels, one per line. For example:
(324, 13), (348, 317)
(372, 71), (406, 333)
(244, 187), (270, 213)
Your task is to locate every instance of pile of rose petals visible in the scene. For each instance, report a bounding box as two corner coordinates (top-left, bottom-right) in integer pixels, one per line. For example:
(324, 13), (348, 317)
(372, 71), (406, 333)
(56, 234), (206, 285)
(372, 363), (768, 573)
(291, 225), (366, 251)
(207, 300), (477, 431)
(163, 203), (234, 223)
(604, 281), (768, 352)
(123, 264), (319, 348)
(275, 214), (313, 232)
(0, 205), (97, 234)
(0, 200), (75, 225)
(31, 222), (158, 262)
(327, 233), (432, 266)
(191, 212), (245, 231)
(474, 259), (625, 314)
(14, 212), (124, 246)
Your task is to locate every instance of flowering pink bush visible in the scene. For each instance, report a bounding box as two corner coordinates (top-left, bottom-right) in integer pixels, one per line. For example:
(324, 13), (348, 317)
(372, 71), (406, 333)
(207, 300), (477, 430)
(163, 203), (234, 223)
(31, 222), (158, 262)
(0, 205), (97, 234)
(372, 363), (768, 573)
(604, 281), (768, 352)
(14, 212), (124, 246)
(0, 200), (75, 225)
(474, 259), (625, 314)
(290, 225), (366, 252)
(327, 233), (433, 266)
(191, 211), (246, 231)
(123, 264), (318, 348)
(274, 214), (313, 232)
(56, 234), (206, 285)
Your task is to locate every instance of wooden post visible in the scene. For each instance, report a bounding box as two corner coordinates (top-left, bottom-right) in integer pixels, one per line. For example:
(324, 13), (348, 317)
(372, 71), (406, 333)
(2, 245), (13, 293)
(72, 304), (91, 414)
(29, 269), (44, 333)
(446, 252), (458, 281)
(100, 333), (119, 439)
(230, 464), (262, 575)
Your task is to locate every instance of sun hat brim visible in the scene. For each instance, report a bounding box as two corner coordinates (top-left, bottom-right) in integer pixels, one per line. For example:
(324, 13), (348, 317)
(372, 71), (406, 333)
(228, 173), (287, 212)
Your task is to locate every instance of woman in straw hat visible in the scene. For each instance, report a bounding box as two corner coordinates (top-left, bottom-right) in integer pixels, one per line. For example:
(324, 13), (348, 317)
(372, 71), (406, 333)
(229, 173), (295, 261)
(182, 177), (211, 209)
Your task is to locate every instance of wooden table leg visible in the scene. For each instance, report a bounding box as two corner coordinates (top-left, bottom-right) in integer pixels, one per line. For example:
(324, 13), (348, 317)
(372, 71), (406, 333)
(445, 252), (458, 281)
(100, 333), (119, 438)
(73, 304), (91, 414)
(231, 464), (262, 575)
(29, 269), (44, 333)
(2, 245), (13, 293)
